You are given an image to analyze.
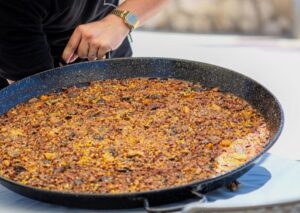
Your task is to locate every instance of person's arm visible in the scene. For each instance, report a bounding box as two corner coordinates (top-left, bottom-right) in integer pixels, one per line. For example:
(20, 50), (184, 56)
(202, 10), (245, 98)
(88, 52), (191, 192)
(62, 0), (169, 63)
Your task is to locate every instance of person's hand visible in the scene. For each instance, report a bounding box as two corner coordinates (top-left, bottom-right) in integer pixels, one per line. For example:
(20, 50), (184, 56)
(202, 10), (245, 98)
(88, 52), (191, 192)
(62, 15), (130, 63)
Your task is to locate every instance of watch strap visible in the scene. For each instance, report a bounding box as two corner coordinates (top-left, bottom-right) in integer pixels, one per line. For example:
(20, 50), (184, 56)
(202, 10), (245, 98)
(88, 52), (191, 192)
(111, 9), (128, 18)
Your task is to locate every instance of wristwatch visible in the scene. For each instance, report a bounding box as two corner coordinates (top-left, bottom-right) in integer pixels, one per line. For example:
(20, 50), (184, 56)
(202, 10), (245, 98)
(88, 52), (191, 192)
(111, 9), (140, 31)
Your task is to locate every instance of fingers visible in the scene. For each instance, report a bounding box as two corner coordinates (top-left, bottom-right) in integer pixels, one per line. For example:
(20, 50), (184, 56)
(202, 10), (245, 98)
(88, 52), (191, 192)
(68, 53), (78, 64)
(88, 45), (98, 61)
(87, 41), (111, 61)
(97, 42), (111, 59)
(77, 39), (89, 59)
(62, 27), (82, 63)
(63, 23), (115, 64)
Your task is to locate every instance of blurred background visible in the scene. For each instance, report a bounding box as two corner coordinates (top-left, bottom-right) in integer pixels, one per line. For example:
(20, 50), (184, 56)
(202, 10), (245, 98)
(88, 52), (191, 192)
(141, 0), (299, 38)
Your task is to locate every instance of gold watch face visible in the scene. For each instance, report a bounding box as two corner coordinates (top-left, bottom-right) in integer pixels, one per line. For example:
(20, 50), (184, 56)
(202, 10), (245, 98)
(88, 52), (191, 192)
(124, 12), (139, 29)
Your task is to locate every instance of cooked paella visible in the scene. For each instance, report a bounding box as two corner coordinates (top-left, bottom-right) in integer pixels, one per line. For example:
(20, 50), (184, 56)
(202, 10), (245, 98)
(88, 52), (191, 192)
(0, 78), (270, 193)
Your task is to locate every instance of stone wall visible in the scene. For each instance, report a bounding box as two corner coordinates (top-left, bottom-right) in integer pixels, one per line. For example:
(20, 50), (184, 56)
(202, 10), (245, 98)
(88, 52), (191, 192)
(142, 0), (294, 36)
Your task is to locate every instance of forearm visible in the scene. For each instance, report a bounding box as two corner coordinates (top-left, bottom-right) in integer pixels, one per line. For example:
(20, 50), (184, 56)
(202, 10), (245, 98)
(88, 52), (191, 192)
(116, 0), (169, 25)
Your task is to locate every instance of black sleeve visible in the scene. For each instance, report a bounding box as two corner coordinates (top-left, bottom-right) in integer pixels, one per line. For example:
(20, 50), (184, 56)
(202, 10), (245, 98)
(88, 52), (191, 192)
(0, 0), (53, 81)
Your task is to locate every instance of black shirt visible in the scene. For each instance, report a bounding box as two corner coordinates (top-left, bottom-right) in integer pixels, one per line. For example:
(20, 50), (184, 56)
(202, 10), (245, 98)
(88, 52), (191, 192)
(0, 0), (132, 81)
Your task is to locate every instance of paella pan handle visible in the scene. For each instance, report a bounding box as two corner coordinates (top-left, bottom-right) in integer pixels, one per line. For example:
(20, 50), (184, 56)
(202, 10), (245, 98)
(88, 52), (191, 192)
(143, 190), (207, 213)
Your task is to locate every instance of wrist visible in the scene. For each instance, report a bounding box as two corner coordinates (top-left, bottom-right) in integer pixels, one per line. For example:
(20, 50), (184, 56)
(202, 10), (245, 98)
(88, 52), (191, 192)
(104, 14), (131, 34)
(110, 9), (140, 31)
